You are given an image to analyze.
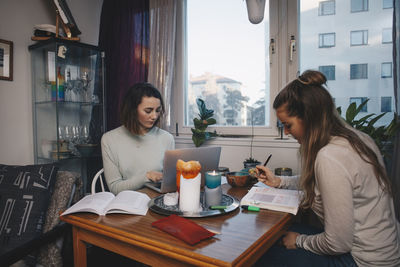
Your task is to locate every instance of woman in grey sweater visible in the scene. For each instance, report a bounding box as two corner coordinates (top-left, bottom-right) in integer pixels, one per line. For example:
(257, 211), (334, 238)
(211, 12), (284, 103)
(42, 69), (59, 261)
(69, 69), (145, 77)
(101, 83), (174, 195)
(255, 70), (400, 266)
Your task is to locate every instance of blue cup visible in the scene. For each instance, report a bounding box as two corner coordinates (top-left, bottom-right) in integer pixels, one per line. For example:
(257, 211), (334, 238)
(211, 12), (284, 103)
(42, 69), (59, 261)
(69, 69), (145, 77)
(205, 171), (221, 189)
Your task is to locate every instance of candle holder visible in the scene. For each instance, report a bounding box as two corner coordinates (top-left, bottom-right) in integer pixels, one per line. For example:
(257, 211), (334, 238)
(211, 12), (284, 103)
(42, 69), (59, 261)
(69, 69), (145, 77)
(205, 171), (222, 189)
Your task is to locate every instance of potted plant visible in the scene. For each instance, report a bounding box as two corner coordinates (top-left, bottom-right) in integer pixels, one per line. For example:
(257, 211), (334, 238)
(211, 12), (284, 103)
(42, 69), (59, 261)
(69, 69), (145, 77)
(191, 98), (218, 147)
(337, 99), (399, 170)
(243, 111), (260, 169)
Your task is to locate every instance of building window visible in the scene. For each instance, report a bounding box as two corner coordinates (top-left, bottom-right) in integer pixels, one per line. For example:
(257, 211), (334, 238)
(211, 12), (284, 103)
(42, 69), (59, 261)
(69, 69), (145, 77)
(381, 97), (392, 112)
(351, 0), (368, 13)
(319, 1), (335, 16)
(319, 65), (335, 80)
(350, 97), (368, 112)
(350, 30), (368, 46)
(382, 28), (392, 43)
(383, 0), (393, 9)
(350, 64), (368, 79)
(381, 62), (392, 78)
(319, 33), (336, 48)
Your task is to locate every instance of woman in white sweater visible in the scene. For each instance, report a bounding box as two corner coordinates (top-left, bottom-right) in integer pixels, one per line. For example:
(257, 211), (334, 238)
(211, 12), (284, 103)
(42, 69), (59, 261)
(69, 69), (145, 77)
(101, 83), (174, 195)
(255, 70), (400, 266)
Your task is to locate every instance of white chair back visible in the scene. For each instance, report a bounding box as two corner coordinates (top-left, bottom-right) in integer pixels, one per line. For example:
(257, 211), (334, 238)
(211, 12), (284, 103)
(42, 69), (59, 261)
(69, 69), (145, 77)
(91, 168), (106, 194)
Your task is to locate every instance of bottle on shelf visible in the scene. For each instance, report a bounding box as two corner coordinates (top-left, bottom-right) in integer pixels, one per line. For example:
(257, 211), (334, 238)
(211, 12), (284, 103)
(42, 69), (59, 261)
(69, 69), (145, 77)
(57, 66), (65, 101)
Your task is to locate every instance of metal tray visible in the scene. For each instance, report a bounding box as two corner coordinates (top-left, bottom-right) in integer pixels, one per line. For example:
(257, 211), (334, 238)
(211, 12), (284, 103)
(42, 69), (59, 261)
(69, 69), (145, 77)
(148, 192), (239, 218)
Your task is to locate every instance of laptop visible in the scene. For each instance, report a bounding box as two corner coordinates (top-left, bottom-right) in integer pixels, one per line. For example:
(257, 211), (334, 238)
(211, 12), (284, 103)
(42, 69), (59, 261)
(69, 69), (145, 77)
(144, 146), (222, 193)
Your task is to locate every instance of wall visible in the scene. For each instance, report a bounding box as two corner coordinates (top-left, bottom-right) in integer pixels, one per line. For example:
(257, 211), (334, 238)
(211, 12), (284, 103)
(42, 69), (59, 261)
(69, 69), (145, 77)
(0, 0), (103, 164)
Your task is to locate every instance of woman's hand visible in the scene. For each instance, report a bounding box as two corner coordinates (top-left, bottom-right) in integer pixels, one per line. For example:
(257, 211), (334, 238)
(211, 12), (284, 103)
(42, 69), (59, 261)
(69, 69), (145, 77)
(255, 165), (281, 188)
(282, 231), (300, 249)
(146, 171), (163, 182)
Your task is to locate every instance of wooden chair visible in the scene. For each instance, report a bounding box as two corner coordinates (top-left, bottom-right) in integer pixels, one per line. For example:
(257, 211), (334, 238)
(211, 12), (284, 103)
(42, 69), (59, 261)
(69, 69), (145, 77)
(91, 168), (107, 194)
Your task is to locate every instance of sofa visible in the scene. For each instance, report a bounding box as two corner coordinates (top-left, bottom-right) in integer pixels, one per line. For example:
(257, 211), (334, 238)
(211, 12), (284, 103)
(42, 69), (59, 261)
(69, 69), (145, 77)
(0, 164), (82, 266)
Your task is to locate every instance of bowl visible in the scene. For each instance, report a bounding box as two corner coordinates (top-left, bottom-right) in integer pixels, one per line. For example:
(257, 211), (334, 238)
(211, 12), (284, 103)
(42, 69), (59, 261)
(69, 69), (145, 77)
(75, 144), (98, 157)
(226, 171), (253, 187)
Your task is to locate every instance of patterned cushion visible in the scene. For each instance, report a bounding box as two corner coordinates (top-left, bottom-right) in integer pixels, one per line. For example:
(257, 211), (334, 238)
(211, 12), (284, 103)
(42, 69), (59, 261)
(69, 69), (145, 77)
(0, 163), (58, 260)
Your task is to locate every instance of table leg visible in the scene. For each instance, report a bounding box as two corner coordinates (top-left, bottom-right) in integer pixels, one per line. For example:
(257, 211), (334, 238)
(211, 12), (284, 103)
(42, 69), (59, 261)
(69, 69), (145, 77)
(73, 227), (87, 267)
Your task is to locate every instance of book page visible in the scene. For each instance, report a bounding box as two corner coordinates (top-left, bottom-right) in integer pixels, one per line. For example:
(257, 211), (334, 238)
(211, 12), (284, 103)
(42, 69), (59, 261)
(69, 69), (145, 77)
(61, 192), (115, 216)
(105, 190), (151, 216)
(241, 187), (301, 215)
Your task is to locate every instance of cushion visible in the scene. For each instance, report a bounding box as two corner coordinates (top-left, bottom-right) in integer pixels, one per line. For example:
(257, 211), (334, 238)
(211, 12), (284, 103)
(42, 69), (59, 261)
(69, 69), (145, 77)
(0, 163), (58, 261)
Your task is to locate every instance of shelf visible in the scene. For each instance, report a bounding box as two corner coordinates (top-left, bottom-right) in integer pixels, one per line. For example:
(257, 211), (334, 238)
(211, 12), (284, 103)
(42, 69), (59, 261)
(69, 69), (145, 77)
(34, 100), (102, 106)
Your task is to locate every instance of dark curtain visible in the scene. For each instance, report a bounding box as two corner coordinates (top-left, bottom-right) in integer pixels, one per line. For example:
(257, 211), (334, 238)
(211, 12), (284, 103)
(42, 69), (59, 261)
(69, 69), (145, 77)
(98, 0), (150, 131)
(391, 0), (400, 221)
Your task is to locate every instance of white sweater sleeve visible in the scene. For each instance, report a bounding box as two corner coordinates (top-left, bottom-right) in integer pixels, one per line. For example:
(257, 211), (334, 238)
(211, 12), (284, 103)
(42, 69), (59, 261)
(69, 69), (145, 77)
(296, 151), (354, 255)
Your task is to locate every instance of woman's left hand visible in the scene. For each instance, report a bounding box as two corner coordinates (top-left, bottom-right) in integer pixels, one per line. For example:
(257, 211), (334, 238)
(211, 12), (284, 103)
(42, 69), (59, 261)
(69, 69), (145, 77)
(146, 171), (163, 182)
(282, 231), (300, 249)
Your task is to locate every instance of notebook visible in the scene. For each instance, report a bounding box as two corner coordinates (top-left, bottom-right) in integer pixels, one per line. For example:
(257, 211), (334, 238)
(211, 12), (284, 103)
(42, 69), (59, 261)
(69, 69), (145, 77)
(144, 146), (222, 193)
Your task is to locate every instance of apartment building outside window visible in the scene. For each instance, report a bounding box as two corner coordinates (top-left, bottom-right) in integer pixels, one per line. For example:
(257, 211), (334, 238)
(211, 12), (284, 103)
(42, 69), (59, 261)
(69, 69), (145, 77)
(381, 62), (392, 78)
(381, 96), (392, 112)
(319, 65), (335, 80)
(319, 0), (335, 16)
(382, 28), (392, 43)
(350, 30), (368, 46)
(350, 97), (368, 112)
(351, 0), (368, 13)
(319, 33), (336, 48)
(350, 64), (368, 79)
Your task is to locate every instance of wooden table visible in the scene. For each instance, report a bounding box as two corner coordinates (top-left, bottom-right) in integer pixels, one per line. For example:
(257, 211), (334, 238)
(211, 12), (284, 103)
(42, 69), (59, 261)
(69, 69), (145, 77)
(60, 184), (293, 267)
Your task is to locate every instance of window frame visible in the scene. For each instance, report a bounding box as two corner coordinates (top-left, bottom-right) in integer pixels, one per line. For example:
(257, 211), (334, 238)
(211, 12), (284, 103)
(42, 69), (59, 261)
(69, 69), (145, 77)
(381, 62), (392, 78)
(381, 96), (392, 112)
(319, 0), (335, 16)
(319, 65), (336, 80)
(350, 97), (368, 112)
(171, 0), (298, 137)
(382, 28), (392, 44)
(350, 30), (368, 46)
(319, 33), (336, 48)
(350, 63), (368, 79)
(351, 0), (368, 13)
(382, 0), (393, 9)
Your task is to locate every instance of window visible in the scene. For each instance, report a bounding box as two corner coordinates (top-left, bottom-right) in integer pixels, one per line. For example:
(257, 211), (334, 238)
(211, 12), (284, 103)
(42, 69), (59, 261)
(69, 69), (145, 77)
(319, 1), (335, 16)
(381, 62), (392, 78)
(319, 65), (335, 80)
(382, 28), (392, 43)
(350, 64), (368, 79)
(381, 97), (392, 112)
(350, 30), (368, 46)
(351, 0), (368, 12)
(319, 33), (335, 48)
(350, 97), (368, 112)
(383, 0), (393, 9)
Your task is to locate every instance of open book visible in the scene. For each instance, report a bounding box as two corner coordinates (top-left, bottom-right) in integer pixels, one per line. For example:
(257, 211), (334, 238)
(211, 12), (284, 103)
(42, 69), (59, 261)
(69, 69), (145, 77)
(240, 186), (301, 215)
(61, 191), (151, 216)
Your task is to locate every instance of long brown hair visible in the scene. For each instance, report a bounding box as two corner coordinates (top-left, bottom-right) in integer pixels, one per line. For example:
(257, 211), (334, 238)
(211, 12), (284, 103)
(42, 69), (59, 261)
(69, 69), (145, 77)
(120, 82), (165, 135)
(273, 70), (391, 208)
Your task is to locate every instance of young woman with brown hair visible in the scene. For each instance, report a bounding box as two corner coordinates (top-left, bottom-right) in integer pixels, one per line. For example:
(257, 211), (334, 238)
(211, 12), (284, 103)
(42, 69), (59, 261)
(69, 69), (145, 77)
(255, 70), (400, 266)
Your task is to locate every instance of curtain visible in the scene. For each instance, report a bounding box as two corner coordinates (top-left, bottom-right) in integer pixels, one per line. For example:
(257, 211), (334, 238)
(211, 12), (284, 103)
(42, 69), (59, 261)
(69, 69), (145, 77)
(148, 0), (178, 129)
(98, 0), (150, 131)
(391, 0), (400, 221)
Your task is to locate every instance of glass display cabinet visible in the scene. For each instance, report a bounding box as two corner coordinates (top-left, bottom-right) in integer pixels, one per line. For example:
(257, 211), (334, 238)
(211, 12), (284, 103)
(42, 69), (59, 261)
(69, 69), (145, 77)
(29, 39), (105, 192)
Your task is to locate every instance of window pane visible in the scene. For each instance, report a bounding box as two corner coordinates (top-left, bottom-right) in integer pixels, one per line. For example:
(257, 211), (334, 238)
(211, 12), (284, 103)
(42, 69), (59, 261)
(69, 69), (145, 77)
(383, 0), (393, 9)
(319, 1), (335, 16)
(382, 28), (392, 43)
(186, 0), (269, 127)
(319, 33), (335, 47)
(381, 62), (392, 78)
(350, 30), (368, 46)
(350, 64), (368, 79)
(351, 0), (368, 12)
(319, 65), (336, 80)
(300, 0), (394, 127)
(350, 97), (368, 112)
(381, 96), (392, 112)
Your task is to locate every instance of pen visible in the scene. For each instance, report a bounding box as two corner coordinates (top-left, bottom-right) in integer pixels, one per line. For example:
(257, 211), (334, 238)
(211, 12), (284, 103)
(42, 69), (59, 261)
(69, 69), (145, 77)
(241, 205), (260, 212)
(263, 154), (272, 166)
(209, 205), (227, 210)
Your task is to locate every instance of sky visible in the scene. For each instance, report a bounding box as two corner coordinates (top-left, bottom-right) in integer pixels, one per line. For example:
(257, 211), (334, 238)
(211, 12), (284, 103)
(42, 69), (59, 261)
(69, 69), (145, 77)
(187, 0), (269, 105)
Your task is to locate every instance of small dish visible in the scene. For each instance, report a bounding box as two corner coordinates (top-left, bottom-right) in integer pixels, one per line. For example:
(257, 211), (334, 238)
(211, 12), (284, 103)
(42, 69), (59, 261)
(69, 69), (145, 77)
(226, 171), (253, 187)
